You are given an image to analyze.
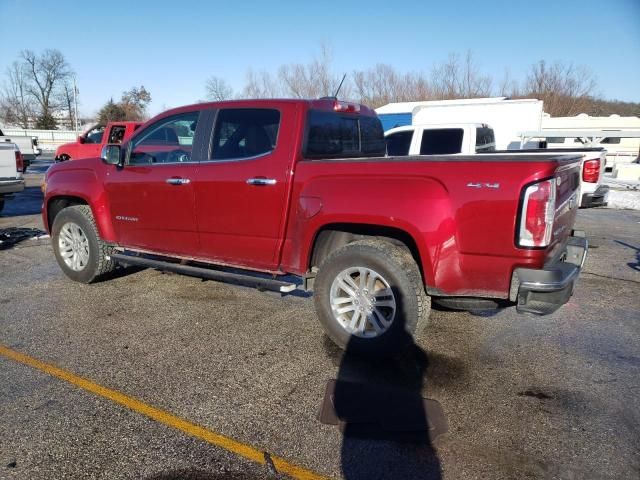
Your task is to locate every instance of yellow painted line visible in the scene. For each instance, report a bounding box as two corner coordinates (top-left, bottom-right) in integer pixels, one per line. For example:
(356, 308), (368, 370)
(0, 344), (329, 480)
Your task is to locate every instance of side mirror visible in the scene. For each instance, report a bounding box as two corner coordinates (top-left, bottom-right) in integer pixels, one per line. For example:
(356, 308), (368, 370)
(101, 145), (122, 165)
(77, 136), (86, 144)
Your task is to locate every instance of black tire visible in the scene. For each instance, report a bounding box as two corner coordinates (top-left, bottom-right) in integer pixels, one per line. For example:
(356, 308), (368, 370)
(0, 197), (4, 213)
(58, 154), (70, 162)
(314, 239), (430, 356)
(51, 205), (115, 283)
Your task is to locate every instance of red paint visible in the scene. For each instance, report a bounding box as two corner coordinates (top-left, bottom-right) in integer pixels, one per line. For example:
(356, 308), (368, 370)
(43, 99), (581, 299)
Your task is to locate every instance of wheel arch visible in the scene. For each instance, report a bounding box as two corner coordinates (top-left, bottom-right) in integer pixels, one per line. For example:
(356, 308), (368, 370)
(46, 195), (116, 243)
(308, 223), (430, 285)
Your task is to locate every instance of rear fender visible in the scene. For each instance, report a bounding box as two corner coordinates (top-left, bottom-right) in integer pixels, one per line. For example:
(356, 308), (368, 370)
(282, 175), (457, 288)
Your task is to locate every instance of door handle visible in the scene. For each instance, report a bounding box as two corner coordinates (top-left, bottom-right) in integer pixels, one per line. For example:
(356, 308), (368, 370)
(246, 178), (276, 186)
(166, 177), (191, 185)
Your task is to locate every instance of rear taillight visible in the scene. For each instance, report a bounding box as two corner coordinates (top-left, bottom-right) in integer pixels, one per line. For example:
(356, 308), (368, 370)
(582, 159), (600, 183)
(518, 178), (556, 248)
(15, 150), (23, 173)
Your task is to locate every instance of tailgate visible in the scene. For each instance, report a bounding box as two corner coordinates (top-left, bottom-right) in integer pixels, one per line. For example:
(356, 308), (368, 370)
(0, 144), (19, 179)
(548, 158), (581, 259)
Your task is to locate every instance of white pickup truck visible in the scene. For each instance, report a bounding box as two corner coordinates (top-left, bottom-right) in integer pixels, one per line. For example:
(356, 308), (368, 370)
(384, 123), (496, 155)
(0, 128), (40, 172)
(384, 123), (608, 207)
(0, 143), (25, 213)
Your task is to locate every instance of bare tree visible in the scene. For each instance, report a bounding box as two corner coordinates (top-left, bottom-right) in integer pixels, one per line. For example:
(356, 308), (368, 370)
(430, 52), (492, 100)
(497, 68), (520, 98)
(522, 60), (597, 116)
(0, 61), (35, 128)
(205, 76), (233, 101)
(277, 45), (349, 99)
(352, 64), (432, 108)
(21, 49), (72, 128)
(240, 69), (282, 98)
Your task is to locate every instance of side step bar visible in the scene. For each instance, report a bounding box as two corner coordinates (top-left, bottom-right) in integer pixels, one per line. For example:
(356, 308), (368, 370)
(108, 253), (298, 293)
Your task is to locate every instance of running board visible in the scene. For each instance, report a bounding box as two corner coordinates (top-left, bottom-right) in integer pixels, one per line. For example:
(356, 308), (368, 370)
(108, 253), (298, 293)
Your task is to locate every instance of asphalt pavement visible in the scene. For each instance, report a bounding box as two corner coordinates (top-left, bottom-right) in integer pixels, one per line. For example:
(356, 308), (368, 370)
(1, 160), (639, 479)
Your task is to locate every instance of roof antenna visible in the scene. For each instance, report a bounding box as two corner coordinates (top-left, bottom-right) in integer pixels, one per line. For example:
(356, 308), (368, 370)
(333, 74), (347, 99)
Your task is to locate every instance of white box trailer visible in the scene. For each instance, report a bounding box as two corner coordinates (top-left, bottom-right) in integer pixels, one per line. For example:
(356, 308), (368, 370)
(411, 97), (544, 150)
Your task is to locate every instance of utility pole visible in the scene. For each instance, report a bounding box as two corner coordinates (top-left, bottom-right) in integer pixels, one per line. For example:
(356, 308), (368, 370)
(73, 76), (80, 133)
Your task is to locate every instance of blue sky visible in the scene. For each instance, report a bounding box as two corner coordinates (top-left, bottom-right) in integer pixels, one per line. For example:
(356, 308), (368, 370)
(0, 0), (638, 117)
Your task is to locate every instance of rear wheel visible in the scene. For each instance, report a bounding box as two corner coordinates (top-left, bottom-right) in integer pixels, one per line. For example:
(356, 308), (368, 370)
(51, 205), (115, 283)
(0, 196), (4, 213)
(314, 239), (430, 356)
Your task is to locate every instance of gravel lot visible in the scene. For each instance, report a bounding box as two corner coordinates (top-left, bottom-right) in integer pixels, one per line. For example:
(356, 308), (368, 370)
(1, 157), (639, 479)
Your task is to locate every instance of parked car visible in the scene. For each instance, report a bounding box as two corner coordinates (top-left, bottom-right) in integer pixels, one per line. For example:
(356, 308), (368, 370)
(0, 128), (40, 172)
(385, 123), (608, 207)
(42, 98), (587, 355)
(385, 123), (496, 155)
(0, 143), (25, 213)
(54, 121), (142, 162)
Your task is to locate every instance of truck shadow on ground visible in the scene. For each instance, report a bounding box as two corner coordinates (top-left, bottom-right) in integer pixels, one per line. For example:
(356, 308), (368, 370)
(322, 308), (459, 480)
(0, 186), (44, 217)
(614, 240), (640, 272)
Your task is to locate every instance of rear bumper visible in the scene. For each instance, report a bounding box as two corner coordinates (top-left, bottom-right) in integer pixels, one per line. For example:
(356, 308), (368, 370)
(0, 178), (25, 195)
(581, 185), (609, 208)
(513, 231), (588, 315)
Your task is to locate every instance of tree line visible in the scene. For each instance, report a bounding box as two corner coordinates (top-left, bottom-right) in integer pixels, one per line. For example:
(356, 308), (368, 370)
(0, 49), (152, 129)
(1, 48), (638, 130)
(206, 49), (640, 117)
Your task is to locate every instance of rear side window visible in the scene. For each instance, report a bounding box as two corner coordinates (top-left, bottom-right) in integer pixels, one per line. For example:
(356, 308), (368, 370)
(304, 110), (385, 158)
(385, 131), (413, 156)
(420, 129), (464, 155)
(108, 125), (126, 144)
(475, 127), (496, 152)
(211, 108), (280, 160)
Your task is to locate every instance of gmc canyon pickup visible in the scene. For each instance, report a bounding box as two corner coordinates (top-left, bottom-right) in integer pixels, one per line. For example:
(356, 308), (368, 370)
(42, 98), (587, 354)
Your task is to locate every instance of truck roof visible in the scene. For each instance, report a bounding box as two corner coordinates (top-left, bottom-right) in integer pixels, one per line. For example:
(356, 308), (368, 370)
(155, 98), (378, 121)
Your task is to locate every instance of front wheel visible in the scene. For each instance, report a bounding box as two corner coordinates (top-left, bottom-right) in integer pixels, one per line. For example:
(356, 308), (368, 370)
(314, 239), (430, 356)
(57, 154), (70, 162)
(51, 205), (115, 283)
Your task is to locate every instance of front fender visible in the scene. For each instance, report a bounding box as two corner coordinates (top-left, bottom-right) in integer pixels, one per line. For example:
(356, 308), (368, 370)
(44, 159), (116, 242)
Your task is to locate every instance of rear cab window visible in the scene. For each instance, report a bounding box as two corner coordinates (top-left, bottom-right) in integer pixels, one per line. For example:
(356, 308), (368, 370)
(475, 127), (496, 152)
(303, 107), (385, 159)
(211, 108), (280, 161)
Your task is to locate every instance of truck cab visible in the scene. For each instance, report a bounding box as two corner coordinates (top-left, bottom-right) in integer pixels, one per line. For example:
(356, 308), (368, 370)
(55, 121), (142, 162)
(385, 123), (496, 156)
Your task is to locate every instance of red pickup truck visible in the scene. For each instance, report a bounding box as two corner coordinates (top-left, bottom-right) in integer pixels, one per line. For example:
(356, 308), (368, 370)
(54, 121), (142, 162)
(42, 98), (587, 355)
